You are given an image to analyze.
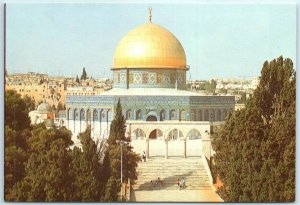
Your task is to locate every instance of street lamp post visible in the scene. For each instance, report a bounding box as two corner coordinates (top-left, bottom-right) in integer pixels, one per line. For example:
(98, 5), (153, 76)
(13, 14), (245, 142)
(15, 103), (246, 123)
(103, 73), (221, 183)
(116, 140), (128, 200)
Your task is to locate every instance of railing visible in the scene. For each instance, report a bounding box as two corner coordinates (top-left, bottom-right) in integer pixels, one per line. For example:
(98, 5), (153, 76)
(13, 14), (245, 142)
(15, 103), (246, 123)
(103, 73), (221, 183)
(201, 153), (213, 185)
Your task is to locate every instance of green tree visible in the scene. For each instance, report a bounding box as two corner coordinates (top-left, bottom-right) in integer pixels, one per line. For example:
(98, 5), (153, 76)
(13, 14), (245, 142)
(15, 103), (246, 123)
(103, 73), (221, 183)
(8, 126), (73, 201)
(4, 127), (29, 199)
(69, 126), (104, 201)
(102, 99), (140, 201)
(4, 90), (33, 199)
(237, 92), (246, 103)
(23, 95), (36, 111)
(76, 75), (80, 83)
(212, 56), (295, 202)
(5, 90), (32, 131)
(57, 102), (64, 111)
(80, 67), (88, 80)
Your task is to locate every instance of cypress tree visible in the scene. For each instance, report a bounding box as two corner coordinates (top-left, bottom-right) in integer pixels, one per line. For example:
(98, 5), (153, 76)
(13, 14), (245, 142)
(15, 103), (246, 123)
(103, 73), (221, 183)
(75, 75), (80, 83)
(102, 98), (140, 201)
(80, 67), (87, 80)
(69, 126), (103, 201)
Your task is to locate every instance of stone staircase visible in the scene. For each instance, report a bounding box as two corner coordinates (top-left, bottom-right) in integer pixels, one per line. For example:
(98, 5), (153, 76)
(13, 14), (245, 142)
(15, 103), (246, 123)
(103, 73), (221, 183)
(132, 156), (213, 191)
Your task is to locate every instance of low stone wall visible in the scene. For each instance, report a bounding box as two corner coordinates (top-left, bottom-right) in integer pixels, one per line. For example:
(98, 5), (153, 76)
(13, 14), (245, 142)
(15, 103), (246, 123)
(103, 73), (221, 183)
(201, 153), (213, 185)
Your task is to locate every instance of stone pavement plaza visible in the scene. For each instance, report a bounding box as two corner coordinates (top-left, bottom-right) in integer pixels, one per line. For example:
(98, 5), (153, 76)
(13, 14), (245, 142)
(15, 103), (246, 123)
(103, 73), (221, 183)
(131, 189), (222, 202)
(130, 139), (222, 202)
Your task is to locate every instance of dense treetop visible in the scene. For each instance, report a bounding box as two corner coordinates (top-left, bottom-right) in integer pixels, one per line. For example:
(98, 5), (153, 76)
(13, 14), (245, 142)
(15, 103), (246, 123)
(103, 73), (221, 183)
(212, 56), (295, 202)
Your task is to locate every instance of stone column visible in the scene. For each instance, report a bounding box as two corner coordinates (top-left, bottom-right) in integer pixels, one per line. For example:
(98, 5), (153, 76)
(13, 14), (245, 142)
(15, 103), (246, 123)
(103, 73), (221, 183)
(184, 139), (187, 159)
(146, 138), (149, 158)
(165, 139), (168, 159)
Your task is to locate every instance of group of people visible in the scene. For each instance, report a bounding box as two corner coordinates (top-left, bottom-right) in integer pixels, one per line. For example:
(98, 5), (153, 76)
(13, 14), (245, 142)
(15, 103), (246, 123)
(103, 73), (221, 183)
(150, 177), (164, 189)
(176, 177), (186, 190)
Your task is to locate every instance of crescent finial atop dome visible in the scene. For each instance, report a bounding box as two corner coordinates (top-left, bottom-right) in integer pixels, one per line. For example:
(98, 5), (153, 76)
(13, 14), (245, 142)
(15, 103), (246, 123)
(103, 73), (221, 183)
(148, 7), (152, 23)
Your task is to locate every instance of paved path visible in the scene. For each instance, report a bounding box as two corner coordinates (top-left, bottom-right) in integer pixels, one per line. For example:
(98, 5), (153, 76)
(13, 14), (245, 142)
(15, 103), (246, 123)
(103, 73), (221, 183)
(131, 189), (223, 202)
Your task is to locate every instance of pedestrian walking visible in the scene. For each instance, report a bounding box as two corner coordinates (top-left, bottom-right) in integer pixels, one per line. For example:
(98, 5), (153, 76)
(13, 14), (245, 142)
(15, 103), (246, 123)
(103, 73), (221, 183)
(176, 178), (180, 189)
(142, 151), (146, 162)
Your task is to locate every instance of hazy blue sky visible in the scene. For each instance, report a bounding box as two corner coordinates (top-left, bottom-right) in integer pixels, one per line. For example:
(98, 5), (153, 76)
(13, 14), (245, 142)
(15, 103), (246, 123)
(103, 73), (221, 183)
(6, 3), (296, 80)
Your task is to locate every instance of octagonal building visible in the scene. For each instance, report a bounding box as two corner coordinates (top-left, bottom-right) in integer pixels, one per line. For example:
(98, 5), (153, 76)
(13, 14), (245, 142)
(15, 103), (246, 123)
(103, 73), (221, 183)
(66, 12), (235, 158)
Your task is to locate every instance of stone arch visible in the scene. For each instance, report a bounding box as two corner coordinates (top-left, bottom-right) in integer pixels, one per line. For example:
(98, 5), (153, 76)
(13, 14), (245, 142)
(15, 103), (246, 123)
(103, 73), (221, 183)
(223, 109), (228, 120)
(136, 109), (142, 120)
(126, 109), (132, 120)
(107, 109), (112, 122)
(93, 109), (98, 121)
(80, 109), (85, 121)
(210, 109), (215, 122)
(99, 109), (103, 136)
(100, 109), (105, 120)
(160, 109), (166, 121)
(74, 108), (79, 120)
(180, 109), (186, 121)
(204, 109), (209, 121)
(67, 108), (72, 120)
(106, 109), (112, 137)
(167, 129), (184, 140)
(169, 109), (176, 120)
(198, 109), (203, 121)
(149, 128), (163, 139)
(73, 108), (78, 133)
(132, 128), (146, 140)
(86, 109), (91, 125)
(79, 109), (85, 133)
(191, 109), (196, 121)
(186, 129), (202, 140)
(216, 109), (222, 121)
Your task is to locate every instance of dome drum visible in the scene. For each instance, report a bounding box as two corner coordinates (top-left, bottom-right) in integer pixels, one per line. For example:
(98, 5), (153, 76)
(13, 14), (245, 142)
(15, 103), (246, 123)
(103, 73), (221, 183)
(113, 68), (186, 89)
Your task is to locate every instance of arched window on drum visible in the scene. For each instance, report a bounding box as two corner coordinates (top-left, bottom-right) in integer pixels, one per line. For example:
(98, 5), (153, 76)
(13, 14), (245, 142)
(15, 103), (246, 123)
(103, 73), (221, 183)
(126, 110), (132, 120)
(160, 109), (166, 121)
(136, 109), (142, 120)
(180, 109), (186, 121)
(170, 110), (176, 120)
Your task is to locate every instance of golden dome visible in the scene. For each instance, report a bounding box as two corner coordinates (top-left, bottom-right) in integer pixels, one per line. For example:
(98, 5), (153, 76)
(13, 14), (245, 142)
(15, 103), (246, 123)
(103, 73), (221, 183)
(112, 23), (187, 70)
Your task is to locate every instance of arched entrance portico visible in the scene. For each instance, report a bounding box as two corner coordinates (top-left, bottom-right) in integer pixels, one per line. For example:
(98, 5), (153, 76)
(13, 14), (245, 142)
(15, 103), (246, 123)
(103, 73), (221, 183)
(186, 129), (203, 157)
(128, 121), (211, 160)
(167, 129), (184, 140)
(132, 128), (146, 140)
(149, 129), (163, 139)
(146, 115), (157, 121)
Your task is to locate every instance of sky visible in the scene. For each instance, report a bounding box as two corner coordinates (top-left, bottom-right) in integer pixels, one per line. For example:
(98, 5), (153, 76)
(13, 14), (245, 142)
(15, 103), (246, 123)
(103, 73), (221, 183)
(6, 3), (296, 80)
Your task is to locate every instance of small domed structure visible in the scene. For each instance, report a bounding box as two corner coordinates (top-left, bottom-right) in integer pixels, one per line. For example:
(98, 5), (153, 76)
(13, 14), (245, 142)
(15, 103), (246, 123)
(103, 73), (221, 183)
(29, 101), (55, 126)
(37, 101), (52, 114)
